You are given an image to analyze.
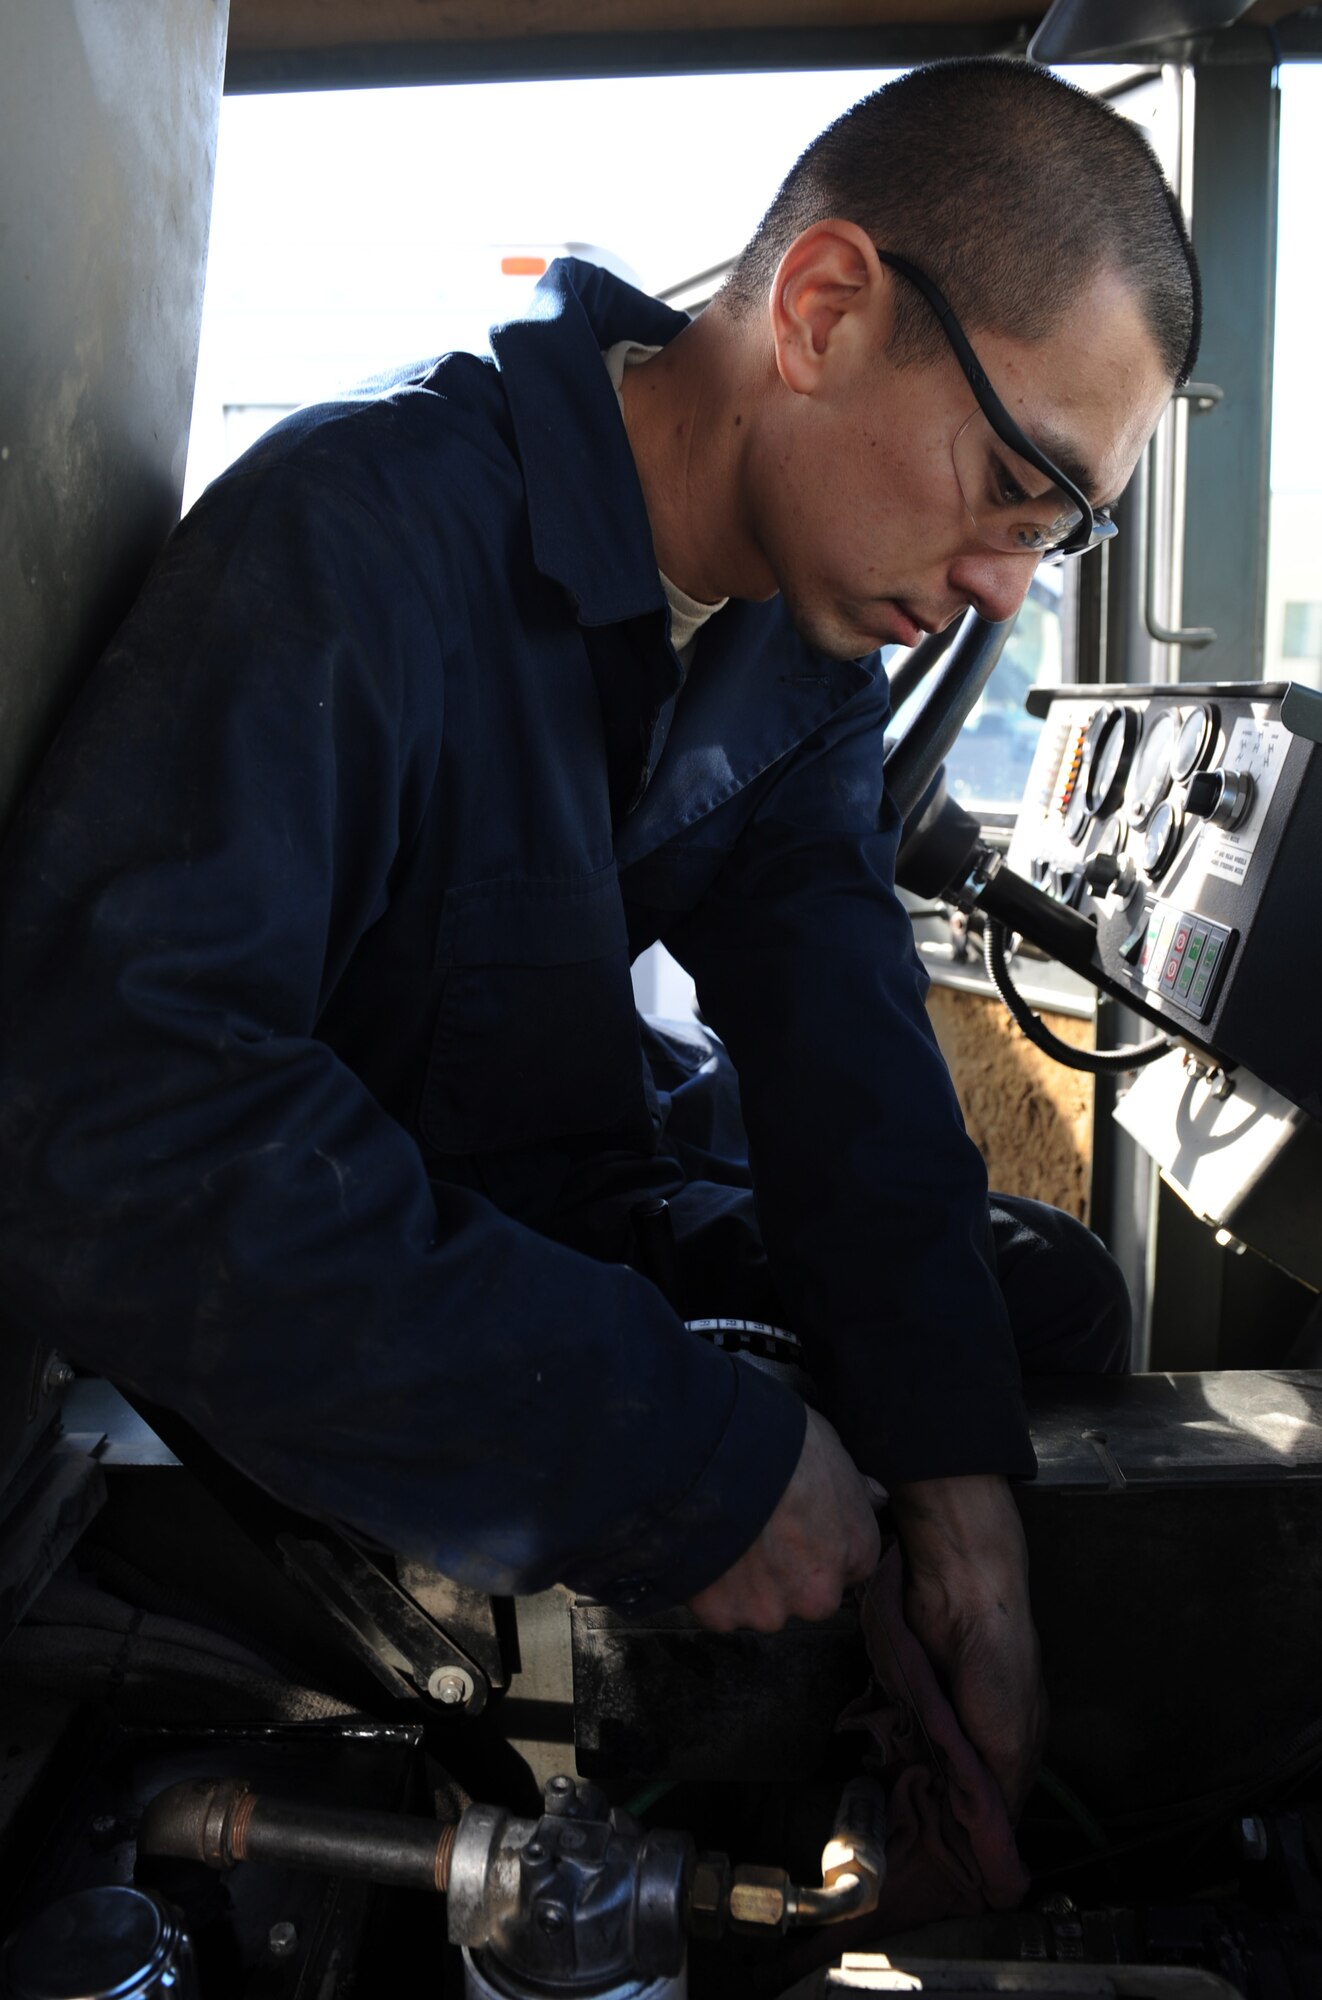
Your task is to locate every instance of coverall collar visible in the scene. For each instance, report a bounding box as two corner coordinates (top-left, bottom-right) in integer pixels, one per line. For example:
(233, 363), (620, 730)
(489, 258), (700, 629)
(489, 256), (881, 859)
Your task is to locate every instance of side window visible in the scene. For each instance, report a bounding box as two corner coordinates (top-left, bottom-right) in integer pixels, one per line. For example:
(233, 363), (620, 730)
(1281, 600), (1322, 664)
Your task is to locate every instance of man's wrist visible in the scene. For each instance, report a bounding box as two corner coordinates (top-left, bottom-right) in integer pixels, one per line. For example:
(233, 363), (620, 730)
(888, 1473), (1027, 1584)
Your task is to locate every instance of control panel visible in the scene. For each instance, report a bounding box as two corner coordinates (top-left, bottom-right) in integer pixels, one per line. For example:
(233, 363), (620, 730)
(1006, 681), (1322, 1120)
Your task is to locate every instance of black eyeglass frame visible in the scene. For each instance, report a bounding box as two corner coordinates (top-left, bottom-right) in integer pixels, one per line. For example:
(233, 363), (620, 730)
(876, 249), (1116, 560)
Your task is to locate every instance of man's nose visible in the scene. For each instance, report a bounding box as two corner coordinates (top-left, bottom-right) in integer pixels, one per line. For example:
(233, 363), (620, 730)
(945, 549), (1040, 626)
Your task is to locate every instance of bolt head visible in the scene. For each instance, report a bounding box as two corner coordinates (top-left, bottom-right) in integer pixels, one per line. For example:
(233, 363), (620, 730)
(43, 1356), (75, 1396)
(268, 1922), (299, 1959)
(428, 1667), (474, 1707)
(535, 1902), (567, 1936)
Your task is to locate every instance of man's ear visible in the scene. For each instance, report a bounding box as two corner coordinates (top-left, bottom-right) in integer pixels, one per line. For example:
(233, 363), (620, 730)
(769, 221), (889, 396)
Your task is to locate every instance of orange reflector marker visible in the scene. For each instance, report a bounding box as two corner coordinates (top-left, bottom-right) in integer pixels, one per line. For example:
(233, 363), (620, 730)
(501, 256), (547, 277)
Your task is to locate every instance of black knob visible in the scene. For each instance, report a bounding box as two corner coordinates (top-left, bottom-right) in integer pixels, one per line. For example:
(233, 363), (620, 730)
(1083, 852), (1136, 901)
(1083, 853), (1121, 891)
(1185, 770), (1221, 819)
(1186, 767), (1254, 831)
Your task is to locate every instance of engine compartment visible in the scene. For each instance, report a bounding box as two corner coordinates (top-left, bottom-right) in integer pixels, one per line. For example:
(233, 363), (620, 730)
(4, 681), (1322, 1999)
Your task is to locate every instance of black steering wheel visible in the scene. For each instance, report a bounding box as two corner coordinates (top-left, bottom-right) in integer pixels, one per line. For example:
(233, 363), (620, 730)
(881, 609), (1014, 829)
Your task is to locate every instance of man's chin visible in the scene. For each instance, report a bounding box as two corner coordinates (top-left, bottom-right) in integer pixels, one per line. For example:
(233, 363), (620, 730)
(784, 597), (885, 664)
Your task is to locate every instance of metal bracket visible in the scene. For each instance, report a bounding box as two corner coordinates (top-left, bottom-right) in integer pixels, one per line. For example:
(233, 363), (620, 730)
(1175, 380), (1225, 412)
(279, 1532), (491, 1714)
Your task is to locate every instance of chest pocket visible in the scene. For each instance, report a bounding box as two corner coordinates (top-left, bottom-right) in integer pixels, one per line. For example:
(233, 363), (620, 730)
(420, 865), (645, 1158)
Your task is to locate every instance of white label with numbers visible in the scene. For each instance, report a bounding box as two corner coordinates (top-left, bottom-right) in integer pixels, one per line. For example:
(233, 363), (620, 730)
(1200, 713), (1289, 885)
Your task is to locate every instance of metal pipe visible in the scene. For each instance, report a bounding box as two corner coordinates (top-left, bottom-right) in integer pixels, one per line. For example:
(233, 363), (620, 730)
(137, 1778), (457, 1895)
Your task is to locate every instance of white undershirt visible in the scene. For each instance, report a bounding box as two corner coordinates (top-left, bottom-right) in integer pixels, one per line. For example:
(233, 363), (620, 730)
(602, 339), (727, 669)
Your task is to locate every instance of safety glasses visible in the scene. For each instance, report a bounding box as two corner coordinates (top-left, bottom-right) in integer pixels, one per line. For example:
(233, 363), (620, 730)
(877, 249), (1118, 560)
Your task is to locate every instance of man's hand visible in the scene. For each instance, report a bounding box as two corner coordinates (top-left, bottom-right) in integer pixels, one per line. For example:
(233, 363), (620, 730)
(889, 1473), (1046, 1818)
(687, 1407), (881, 1633)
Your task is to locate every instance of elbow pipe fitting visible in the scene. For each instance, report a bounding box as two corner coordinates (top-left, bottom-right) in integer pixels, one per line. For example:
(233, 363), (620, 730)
(800, 1772), (888, 1926)
(726, 1776), (887, 1934)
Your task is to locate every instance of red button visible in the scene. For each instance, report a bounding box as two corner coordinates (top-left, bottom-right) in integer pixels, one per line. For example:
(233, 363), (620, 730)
(1164, 956), (1181, 983)
(1175, 926), (1190, 951)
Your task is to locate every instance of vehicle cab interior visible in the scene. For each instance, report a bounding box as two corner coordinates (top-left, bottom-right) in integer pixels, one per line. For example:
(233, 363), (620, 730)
(2, 4), (1321, 1997)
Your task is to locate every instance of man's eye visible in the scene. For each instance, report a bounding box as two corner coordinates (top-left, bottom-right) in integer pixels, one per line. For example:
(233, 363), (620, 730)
(991, 457), (1031, 509)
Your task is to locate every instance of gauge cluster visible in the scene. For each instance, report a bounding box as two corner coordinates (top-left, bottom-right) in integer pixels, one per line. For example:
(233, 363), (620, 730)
(1005, 681), (1322, 1117)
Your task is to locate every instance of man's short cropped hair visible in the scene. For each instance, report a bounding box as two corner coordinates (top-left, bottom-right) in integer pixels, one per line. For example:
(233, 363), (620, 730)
(722, 58), (1201, 388)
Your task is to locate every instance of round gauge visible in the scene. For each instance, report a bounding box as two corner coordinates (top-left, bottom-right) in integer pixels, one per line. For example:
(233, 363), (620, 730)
(1085, 705), (1138, 816)
(1125, 709), (1178, 829)
(1142, 798), (1182, 879)
(1172, 702), (1217, 782)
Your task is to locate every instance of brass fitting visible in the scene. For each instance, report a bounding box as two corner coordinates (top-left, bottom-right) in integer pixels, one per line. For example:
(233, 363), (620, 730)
(727, 1864), (793, 1934)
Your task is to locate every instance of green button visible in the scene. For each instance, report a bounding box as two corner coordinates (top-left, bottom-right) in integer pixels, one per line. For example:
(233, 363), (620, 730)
(1190, 934), (1223, 1010)
(1176, 929), (1207, 999)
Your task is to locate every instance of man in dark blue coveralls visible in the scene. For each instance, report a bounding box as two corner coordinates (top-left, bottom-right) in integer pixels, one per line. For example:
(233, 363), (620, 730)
(0, 60), (1197, 1815)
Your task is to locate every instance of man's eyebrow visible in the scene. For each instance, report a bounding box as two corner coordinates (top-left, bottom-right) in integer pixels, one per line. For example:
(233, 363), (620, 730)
(1032, 423), (1105, 504)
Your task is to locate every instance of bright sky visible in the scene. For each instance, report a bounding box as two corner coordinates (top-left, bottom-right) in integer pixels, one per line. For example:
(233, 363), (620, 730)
(188, 62), (1322, 500)
(187, 66), (897, 498)
(201, 67), (895, 305)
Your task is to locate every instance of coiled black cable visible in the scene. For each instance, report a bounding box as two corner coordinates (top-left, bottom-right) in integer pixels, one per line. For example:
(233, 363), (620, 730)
(983, 918), (1173, 1075)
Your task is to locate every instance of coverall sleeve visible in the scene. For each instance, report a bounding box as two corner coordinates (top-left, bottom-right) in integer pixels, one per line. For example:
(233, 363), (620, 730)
(0, 459), (804, 1612)
(665, 685), (1036, 1489)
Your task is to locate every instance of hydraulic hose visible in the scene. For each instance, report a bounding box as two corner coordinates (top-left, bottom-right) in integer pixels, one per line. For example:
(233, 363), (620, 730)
(984, 919), (1172, 1075)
